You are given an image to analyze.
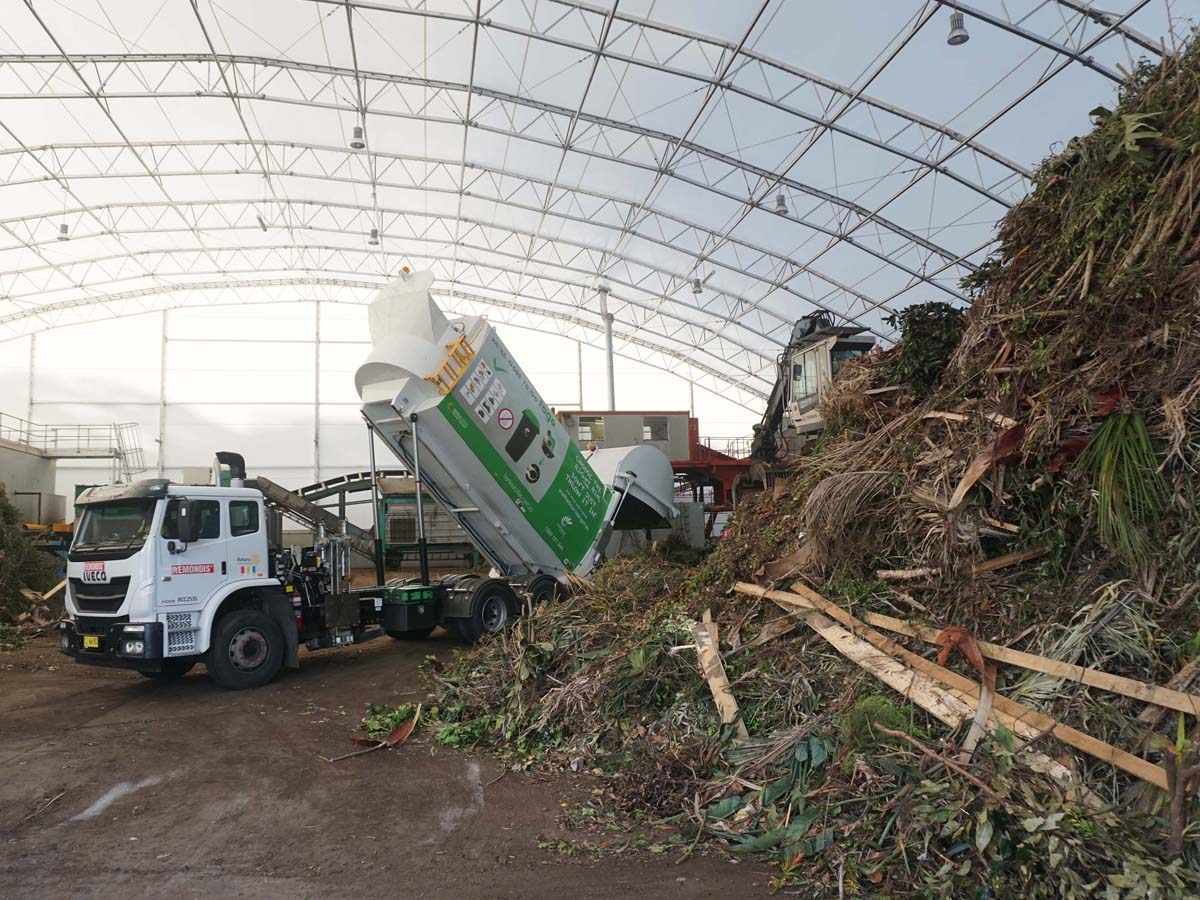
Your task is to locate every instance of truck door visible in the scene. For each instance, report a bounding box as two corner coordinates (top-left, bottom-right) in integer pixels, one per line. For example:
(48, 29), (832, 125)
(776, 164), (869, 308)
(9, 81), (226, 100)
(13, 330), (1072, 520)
(226, 498), (267, 581)
(157, 497), (227, 610)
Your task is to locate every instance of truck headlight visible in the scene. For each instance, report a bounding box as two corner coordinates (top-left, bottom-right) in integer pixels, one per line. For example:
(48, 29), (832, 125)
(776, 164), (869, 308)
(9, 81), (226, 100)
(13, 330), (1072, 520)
(122, 640), (145, 655)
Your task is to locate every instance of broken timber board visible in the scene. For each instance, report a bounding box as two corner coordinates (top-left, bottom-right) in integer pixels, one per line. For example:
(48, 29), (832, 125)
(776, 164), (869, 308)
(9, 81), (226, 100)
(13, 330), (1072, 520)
(965, 546), (1047, 576)
(735, 582), (1167, 791)
(689, 621), (749, 742)
(864, 612), (1200, 717)
(756, 595), (1098, 806)
(784, 609), (972, 728)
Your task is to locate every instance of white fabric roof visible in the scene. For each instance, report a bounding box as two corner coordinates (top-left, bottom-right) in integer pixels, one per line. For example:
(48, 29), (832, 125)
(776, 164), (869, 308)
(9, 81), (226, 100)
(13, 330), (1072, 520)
(0, 0), (1190, 403)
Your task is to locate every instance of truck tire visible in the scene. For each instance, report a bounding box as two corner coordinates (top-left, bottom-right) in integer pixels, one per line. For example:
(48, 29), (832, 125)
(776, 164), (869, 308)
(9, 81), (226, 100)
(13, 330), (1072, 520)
(452, 580), (515, 644)
(527, 574), (563, 607)
(206, 608), (284, 690)
(387, 627), (435, 641)
(140, 659), (197, 681)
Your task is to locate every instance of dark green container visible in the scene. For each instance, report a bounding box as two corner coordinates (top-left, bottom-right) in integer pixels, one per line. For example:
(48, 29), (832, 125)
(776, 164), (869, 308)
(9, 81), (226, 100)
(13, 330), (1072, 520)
(383, 584), (437, 631)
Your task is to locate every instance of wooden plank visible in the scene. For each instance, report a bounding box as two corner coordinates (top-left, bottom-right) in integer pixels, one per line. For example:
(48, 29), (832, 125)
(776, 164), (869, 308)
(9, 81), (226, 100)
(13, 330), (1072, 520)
(876, 567), (939, 581)
(41, 579), (67, 601)
(982, 516), (1020, 534)
(1137, 656), (1200, 746)
(761, 596), (1097, 805)
(863, 612), (1200, 717)
(875, 548), (1045, 581)
(965, 546), (1047, 576)
(734, 582), (1167, 791)
(701, 608), (719, 648)
(793, 610), (973, 728)
(689, 621), (749, 742)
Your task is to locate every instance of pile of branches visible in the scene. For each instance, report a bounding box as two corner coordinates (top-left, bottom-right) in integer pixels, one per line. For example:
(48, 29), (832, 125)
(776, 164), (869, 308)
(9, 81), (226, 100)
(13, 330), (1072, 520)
(431, 38), (1200, 896)
(0, 486), (57, 648)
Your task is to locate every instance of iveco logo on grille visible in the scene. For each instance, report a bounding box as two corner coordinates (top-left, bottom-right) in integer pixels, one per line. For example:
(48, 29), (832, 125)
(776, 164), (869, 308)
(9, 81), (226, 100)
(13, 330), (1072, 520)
(81, 561), (109, 584)
(170, 564), (215, 575)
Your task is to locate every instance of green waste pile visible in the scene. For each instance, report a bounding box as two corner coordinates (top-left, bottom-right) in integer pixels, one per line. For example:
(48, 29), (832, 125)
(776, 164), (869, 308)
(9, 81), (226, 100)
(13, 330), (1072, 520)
(429, 39), (1200, 897)
(0, 486), (57, 649)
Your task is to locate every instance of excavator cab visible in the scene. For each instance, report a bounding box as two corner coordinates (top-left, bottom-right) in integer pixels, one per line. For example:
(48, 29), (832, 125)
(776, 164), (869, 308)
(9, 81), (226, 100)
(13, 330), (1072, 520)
(740, 315), (873, 502)
(783, 326), (873, 437)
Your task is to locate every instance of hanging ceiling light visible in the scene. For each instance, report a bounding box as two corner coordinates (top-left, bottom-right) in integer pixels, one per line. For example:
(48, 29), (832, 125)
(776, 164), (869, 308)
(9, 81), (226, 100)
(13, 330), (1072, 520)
(368, 227), (380, 246)
(256, 214), (268, 232)
(774, 191), (788, 215)
(947, 10), (969, 45)
(57, 223), (69, 242)
(691, 277), (702, 295)
(350, 124), (366, 150)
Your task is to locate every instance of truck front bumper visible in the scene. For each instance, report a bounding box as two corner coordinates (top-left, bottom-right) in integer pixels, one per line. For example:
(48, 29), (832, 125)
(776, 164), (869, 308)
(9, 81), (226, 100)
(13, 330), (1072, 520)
(59, 619), (167, 671)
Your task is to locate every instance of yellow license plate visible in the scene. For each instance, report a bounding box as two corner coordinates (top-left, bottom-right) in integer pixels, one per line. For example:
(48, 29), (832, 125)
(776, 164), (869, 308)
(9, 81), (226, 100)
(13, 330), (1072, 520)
(82, 635), (99, 649)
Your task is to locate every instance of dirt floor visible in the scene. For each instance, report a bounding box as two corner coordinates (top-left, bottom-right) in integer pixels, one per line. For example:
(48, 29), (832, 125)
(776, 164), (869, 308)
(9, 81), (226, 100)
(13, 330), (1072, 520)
(0, 630), (770, 899)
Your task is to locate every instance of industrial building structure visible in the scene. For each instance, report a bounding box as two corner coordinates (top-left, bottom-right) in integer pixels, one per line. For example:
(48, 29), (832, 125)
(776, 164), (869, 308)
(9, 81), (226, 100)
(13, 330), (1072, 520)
(0, 2), (1190, 896)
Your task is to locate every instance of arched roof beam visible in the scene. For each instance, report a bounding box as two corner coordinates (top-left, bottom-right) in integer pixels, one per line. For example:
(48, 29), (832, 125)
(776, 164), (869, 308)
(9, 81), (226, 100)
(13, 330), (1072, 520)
(0, 140), (934, 325)
(0, 53), (982, 272)
(542, 0), (1159, 84)
(0, 235), (786, 370)
(934, 1), (1121, 82)
(0, 196), (912, 341)
(1051, 0), (1162, 55)
(304, 0), (1103, 180)
(0, 277), (772, 403)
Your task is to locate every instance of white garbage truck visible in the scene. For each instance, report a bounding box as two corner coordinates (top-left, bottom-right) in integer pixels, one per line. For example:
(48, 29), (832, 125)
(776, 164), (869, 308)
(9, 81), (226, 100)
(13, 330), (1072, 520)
(58, 271), (678, 688)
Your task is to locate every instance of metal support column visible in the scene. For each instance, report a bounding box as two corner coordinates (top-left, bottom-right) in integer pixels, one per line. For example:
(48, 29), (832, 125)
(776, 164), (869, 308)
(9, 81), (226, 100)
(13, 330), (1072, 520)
(409, 413), (431, 586)
(603, 314), (615, 409)
(689, 378), (695, 417)
(366, 420), (386, 586)
(26, 332), (36, 424)
(157, 310), (168, 475)
(576, 339), (584, 409)
(598, 284), (615, 410)
(313, 299), (321, 484)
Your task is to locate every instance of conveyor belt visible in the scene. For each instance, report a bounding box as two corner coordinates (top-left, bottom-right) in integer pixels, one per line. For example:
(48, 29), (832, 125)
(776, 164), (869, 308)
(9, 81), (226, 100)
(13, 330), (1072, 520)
(296, 469), (408, 502)
(247, 475), (376, 562)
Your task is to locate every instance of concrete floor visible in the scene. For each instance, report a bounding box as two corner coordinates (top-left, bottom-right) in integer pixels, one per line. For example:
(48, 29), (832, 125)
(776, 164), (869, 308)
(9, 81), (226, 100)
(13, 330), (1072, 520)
(0, 630), (770, 899)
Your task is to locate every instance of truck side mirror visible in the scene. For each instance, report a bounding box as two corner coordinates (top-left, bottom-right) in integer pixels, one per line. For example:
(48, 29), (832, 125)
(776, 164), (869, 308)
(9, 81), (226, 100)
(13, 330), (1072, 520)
(176, 497), (197, 544)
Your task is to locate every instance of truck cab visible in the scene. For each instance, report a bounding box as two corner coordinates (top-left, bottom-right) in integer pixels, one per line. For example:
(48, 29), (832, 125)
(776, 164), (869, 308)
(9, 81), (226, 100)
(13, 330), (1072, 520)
(59, 478), (297, 689)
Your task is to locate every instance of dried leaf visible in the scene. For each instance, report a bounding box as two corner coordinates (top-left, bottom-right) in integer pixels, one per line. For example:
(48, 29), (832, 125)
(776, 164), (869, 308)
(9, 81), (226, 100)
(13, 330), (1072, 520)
(1091, 385), (1125, 416)
(990, 423), (1026, 464)
(934, 625), (986, 676)
(1045, 434), (1090, 474)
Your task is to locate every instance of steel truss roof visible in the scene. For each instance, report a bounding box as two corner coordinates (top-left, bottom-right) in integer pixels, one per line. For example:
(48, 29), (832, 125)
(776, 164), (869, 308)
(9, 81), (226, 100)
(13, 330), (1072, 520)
(0, 0), (1184, 398)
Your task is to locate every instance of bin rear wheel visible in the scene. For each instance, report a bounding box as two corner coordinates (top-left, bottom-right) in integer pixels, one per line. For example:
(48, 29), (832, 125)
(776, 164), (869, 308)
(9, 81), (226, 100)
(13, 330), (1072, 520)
(527, 574), (564, 607)
(452, 579), (516, 643)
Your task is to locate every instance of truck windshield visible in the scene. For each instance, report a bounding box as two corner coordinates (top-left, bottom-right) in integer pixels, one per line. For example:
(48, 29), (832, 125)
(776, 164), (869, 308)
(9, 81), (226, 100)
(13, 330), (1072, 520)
(73, 501), (157, 550)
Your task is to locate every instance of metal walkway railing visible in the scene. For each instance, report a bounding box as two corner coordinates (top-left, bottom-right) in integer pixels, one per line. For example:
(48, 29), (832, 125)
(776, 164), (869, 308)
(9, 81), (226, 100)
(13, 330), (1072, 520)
(0, 411), (146, 481)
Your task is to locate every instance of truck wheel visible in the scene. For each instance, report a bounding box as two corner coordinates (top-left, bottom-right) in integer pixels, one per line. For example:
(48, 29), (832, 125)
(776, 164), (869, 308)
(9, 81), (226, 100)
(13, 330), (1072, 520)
(206, 609), (284, 690)
(453, 581), (515, 643)
(386, 627), (435, 640)
(140, 659), (197, 681)
(527, 575), (563, 607)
